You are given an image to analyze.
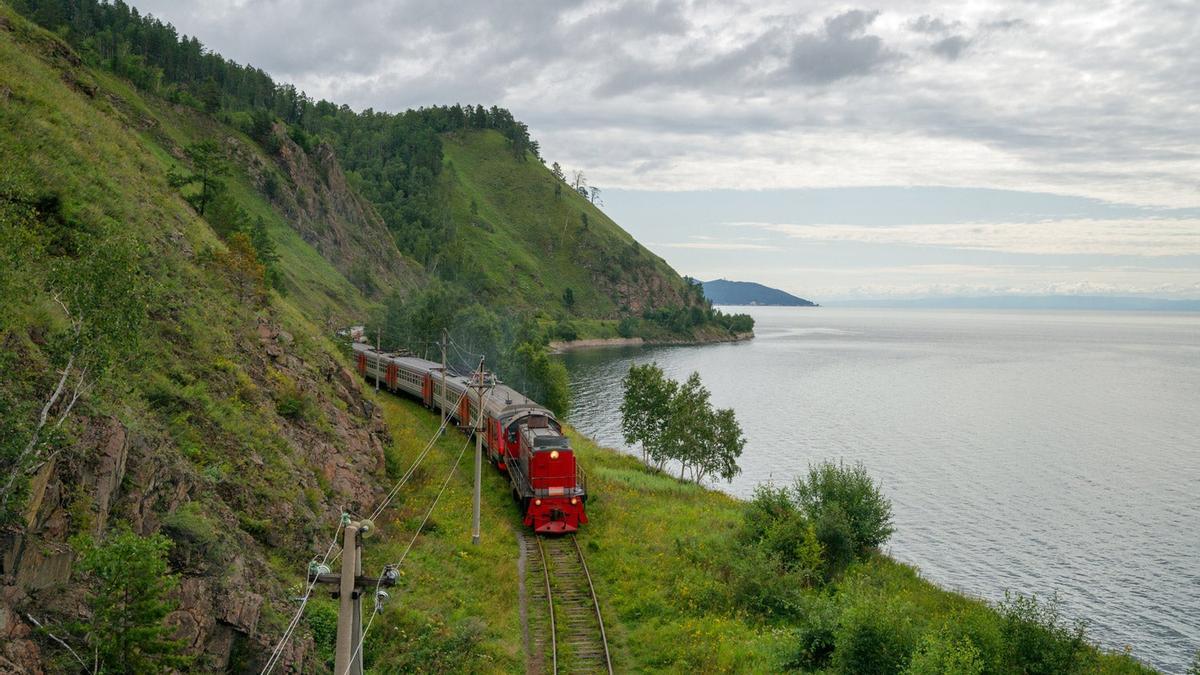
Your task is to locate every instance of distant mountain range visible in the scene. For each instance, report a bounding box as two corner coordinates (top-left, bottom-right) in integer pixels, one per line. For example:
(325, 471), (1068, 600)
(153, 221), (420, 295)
(702, 279), (817, 306)
(827, 295), (1200, 311)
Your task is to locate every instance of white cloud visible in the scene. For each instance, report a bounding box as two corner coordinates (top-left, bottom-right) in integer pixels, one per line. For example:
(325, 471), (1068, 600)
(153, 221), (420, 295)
(732, 218), (1200, 256)
(650, 241), (781, 251)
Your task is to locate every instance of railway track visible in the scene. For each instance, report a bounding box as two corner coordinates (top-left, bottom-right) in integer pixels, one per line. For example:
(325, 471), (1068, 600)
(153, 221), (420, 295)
(523, 534), (613, 674)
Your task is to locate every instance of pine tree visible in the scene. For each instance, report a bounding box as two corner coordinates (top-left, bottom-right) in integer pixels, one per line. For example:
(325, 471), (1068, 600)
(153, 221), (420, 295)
(73, 526), (190, 674)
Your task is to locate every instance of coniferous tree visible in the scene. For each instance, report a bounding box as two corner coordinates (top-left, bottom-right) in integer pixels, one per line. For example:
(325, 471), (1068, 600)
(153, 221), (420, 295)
(72, 526), (190, 674)
(168, 141), (227, 215)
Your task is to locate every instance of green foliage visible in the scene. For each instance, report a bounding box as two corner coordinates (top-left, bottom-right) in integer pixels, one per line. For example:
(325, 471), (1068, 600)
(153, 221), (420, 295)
(996, 592), (1092, 674)
(794, 460), (895, 555)
(371, 285), (570, 415)
(833, 598), (919, 674)
(620, 363), (743, 483)
(620, 362), (678, 465)
(306, 600), (338, 667)
(1188, 650), (1200, 675)
(904, 628), (985, 675)
(780, 593), (841, 669)
(365, 610), (490, 672)
(169, 141), (229, 215)
(617, 316), (638, 338)
(72, 526), (190, 674)
(552, 319), (578, 341)
(160, 501), (226, 571)
(0, 188), (151, 522)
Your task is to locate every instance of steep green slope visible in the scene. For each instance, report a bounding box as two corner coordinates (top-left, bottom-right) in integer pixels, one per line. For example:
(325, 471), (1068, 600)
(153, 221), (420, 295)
(0, 7), (406, 670)
(441, 130), (694, 318)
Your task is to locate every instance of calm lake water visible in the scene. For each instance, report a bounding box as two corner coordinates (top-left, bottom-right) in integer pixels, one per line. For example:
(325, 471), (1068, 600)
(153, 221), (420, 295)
(560, 307), (1200, 673)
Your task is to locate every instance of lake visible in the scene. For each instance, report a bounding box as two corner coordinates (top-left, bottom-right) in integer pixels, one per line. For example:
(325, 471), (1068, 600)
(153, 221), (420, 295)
(560, 307), (1200, 673)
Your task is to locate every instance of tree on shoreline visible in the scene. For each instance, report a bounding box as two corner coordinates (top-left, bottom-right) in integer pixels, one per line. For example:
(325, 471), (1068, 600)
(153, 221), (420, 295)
(620, 363), (744, 483)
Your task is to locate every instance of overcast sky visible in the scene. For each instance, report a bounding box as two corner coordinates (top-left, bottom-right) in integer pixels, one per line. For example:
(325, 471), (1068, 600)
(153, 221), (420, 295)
(134, 0), (1200, 300)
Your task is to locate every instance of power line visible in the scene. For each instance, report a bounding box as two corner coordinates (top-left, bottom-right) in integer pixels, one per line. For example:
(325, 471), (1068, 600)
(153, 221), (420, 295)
(367, 388), (468, 523)
(342, 432), (473, 675)
(261, 518), (345, 674)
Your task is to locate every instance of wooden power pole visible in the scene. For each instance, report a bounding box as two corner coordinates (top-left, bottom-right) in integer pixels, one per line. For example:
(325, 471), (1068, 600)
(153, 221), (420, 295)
(469, 362), (493, 546)
(309, 517), (396, 675)
(334, 521), (359, 675)
(440, 329), (448, 435)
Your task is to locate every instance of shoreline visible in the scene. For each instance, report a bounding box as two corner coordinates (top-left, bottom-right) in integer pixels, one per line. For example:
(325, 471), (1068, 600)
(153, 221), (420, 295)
(549, 330), (753, 354)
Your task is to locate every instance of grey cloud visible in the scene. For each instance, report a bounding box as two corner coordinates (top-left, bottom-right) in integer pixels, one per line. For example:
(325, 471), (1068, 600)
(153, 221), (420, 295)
(595, 8), (898, 95)
(784, 9), (898, 84)
(981, 18), (1026, 32)
(931, 35), (971, 60)
(909, 15), (961, 34)
(126, 1), (1200, 209)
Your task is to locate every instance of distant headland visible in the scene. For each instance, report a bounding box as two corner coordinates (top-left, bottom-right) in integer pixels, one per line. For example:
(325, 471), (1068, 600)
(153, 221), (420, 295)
(702, 278), (818, 307)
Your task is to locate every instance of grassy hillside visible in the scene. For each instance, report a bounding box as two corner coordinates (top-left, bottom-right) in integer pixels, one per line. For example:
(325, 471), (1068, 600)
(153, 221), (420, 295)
(441, 130), (693, 319)
(0, 6), (404, 669)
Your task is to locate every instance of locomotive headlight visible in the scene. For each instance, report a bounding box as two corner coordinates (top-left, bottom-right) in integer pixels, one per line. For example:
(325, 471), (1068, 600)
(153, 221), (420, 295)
(550, 450), (560, 460)
(570, 497), (577, 505)
(535, 499), (542, 506)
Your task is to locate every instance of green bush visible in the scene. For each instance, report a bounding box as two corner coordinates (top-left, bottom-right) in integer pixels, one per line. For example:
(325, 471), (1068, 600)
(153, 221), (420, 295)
(780, 593), (841, 670)
(997, 592), (1092, 674)
(794, 460), (894, 554)
(1189, 650), (1200, 675)
(833, 598), (919, 674)
(813, 504), (857, 579)
(306, 600), (338, 667)
(725, 545), (803, 617)
(71, 525), (190, 673)
(617, 316), (638, 338)
(553, 319), (578, 341)
(161, 501), (226, 571)
(904, 628), (984, 675)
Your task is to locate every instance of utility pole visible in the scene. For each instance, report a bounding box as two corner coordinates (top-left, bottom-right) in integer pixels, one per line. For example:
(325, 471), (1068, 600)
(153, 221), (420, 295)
(310, 516), (395, 675)
(469, 361), (493, 546)
(334, 519), (358, 675)
(440, 329), (448, 435)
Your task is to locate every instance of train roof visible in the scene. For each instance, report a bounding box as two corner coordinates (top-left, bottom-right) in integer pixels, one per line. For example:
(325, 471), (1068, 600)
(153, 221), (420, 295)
(353, 342), (558, 425)
(521, 424), (570, 450)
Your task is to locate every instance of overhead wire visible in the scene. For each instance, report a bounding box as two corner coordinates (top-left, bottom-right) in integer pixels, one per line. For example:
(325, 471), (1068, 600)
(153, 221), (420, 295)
(263, 346), (471, 674)
(342, 431), (474, 675)
(260, 518), (345, 674)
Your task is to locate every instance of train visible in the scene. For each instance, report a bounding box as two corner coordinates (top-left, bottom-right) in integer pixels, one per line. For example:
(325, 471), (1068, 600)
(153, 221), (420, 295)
(351, 341), (588, 534)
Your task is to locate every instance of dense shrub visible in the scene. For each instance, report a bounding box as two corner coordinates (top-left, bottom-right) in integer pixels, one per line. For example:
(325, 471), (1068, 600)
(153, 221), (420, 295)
(71, 526), (190, 673)
(779, 593), (841, 670)
(552, 319), (578, 341)
(161, 501), (226, 571)
(812, 504), (857, 579)
(997, 592), (1092, 674)
(833, 598), (919, 674)
(904, 628), (984, 675)
(617, 316), (638, 338)
(306, 600), (339, 667)
(794, 460), (894, 554)
(726, 546), (803, 617)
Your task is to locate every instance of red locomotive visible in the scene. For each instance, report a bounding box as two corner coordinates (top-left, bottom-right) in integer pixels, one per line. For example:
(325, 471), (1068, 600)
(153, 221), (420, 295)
(352, 342), (588, 533)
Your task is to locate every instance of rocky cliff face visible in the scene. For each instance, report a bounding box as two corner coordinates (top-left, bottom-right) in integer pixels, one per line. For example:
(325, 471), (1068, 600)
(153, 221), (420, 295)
(248, 123), (422, 300)
(1, 313), (389, 673)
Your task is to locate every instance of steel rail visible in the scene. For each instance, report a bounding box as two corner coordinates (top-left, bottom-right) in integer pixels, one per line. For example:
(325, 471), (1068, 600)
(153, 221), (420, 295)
(571, 535), (614, 675)
(536, 536), (558, 675)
